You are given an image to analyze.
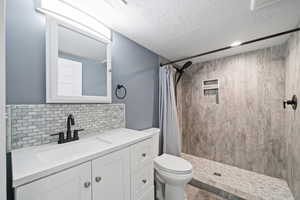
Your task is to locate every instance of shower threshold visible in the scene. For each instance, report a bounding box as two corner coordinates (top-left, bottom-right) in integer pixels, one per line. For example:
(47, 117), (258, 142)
(181, 153), (294, 200)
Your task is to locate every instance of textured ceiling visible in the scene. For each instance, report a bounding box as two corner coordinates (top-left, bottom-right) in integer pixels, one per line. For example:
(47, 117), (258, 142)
(65, 0), (300, 64)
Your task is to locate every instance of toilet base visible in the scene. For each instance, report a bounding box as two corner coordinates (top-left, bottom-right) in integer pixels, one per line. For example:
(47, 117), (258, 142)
(165, 184), (186, 200)
(155, 177), (187, 200)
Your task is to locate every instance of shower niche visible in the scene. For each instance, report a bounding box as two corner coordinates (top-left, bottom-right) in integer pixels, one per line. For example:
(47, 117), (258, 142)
(202, 79), (219, 104)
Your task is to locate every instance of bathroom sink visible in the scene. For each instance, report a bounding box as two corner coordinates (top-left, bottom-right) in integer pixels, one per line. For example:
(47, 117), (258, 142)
(95, 129), (143, 145)
(37, 139), (111, 163)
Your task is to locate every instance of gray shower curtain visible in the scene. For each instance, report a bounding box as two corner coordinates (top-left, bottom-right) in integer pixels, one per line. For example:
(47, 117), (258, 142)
(159, 65), (181, 156)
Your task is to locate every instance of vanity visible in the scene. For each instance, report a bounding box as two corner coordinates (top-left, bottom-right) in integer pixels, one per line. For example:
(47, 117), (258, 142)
(12, 128), (158, 200)
(10, 7), (157, 200)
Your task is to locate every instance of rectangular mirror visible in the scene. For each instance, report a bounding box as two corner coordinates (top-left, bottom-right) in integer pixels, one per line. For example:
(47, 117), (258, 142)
(46, 16), (112, 103)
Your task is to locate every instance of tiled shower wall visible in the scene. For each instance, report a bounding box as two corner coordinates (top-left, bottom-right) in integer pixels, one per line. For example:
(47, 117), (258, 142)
(6, 104), (125, 151)
(285, 28), (300, 199)
(180, 44), (287, 180)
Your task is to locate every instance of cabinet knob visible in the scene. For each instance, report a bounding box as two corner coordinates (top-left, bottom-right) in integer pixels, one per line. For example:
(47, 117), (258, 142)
(142, 153), (147, 157)
(95, 177), (102, 183)
(84, 182), (91, 188)
(142, 179), (147, 184)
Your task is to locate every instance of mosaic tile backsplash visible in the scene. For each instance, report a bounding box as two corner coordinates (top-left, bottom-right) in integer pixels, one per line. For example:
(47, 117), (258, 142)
(6, 104), (125, 150)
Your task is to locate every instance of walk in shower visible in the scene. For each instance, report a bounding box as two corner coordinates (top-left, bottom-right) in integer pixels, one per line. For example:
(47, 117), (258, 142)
(172, 29), (300, 199)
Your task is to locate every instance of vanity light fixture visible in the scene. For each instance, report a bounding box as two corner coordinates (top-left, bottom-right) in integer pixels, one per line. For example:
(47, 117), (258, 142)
(230, 41), (242, 47)
(120, 0), (128, 5)
(36, 0), (111, 40)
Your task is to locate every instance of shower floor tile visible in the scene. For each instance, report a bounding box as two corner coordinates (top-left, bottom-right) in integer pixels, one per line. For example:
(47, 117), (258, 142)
(182, 153), (294, 200)
(186, 184), (225, 200)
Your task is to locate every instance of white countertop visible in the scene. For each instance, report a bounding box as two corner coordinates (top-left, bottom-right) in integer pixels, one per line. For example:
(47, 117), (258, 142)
(12, 128), (156, 188)
(182, 153), (294, 200)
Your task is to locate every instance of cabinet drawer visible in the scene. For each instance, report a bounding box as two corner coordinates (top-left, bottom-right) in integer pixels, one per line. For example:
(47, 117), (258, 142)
(132, 164), (154, 200)
(138, 186), (154, 200)
(131, 139), (153, 171)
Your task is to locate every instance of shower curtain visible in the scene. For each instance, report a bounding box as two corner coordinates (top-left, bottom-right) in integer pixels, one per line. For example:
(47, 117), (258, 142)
(159, 65), (181, 156)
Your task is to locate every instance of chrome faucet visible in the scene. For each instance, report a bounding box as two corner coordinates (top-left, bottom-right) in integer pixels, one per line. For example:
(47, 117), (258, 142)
(66, 114), (75, 141)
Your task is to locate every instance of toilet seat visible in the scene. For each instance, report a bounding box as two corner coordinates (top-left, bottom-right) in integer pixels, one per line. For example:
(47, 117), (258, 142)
(154, 154), (192, 175)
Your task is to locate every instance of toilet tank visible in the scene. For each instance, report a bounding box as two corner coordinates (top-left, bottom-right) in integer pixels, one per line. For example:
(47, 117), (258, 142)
(141, 128), (160, 157)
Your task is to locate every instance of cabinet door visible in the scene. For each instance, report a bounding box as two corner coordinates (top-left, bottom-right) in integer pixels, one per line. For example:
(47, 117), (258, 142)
(15, 162), (92, 200)
(92, 148), (130, 200)
(138, 187), (154, 200)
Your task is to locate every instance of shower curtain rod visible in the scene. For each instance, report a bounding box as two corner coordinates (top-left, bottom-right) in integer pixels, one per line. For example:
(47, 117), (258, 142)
(160, 27), (300, 67)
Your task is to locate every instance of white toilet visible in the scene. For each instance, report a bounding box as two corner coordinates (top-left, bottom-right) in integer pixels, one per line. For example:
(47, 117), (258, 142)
(143, 128), (193, 200)
(154, 154), (193, 200)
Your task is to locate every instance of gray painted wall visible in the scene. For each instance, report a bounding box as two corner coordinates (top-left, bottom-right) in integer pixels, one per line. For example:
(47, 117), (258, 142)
(6, 0), (46, 104)
(0, 0), (6, 200)
(111, 33), (159, 129)
(6, 0), (159, 130)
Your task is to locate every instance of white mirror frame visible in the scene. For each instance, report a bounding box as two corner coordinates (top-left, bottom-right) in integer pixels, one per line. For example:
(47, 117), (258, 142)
(46, 16), (112, 103)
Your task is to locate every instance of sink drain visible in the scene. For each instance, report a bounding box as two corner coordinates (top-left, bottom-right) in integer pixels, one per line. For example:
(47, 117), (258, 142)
(213, 172), (222, 177)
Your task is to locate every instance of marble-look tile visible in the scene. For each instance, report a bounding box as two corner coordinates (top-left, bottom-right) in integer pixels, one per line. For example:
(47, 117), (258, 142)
(180, 45), (287, 180)
(285, 28), (300, 200)
(186, 184), (225, 200)
(182, 153), (294, 200)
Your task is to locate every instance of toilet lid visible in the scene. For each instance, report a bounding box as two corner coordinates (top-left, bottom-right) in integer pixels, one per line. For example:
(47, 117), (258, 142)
(154, 154), (193, 175)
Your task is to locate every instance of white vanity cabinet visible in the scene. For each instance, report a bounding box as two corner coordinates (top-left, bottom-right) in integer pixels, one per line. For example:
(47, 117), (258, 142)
(15, 162), (92, 200)
(14, 138), (155, 200)
(130, 139), (155, 200)
(92, 148), (130, 200)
